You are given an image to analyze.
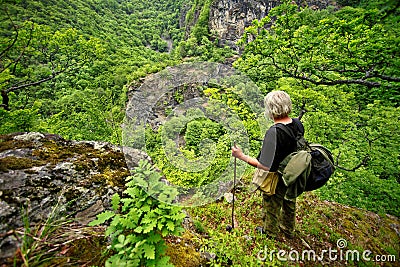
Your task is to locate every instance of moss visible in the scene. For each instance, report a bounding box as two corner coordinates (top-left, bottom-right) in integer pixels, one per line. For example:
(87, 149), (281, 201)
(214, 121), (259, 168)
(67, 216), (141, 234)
(63, 188), (79, 202)
(165, 231), (204, 267)
(105, 169), (129, 187)
(352, 209), (366, 220)
(38, 233), (111, 267)
(193, 219), (207, 234)
(97, 151), (128, 171)
(0, 156), (46, 172)
(61, 235), (111, 266)
(24, 169), (39, 174)
(90, 167), (129, 188)
(28, 140), (129, 186)
(74, 149), (129, 188)
(74, 156), (97, 172)
(32, 140), (76, 164)
(0, 138), (35, 153)
(167, 243), (203, 267)
(378, 215), (400, 253)
(28, 140), (99, 167)
(1, 133), (130, 189)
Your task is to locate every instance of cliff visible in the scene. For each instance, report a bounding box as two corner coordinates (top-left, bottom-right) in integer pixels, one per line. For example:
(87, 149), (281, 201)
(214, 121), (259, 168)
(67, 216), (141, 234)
(208, 0), (339, 51)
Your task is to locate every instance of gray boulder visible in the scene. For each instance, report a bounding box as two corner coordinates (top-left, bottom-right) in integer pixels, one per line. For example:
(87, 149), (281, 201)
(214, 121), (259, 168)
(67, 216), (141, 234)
(0, 132), (149, 262)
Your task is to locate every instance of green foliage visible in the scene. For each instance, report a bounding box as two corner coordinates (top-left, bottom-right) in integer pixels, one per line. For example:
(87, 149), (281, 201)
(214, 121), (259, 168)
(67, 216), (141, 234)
(0, 0), (233, 142)
(39, 88), (125, 143)
(188, 189), (400, 266)
(234, 0), (400, 216)
(184, 119), (225, 153)
(0, 100), (41, 133)
(236, 0), (400, 106)
(18, 202), (73, 266)
(189, 196), (282, 266)
(148, 126), (232, 188)
(144, 97), (252, 191)
(319, 170), (400, 217)
(189, 0), (213, 42)
(176, 0), (234, 61)
(176, 37), (234, 62)
(203, 86), (264, 154)
(0, 0), (184, 143)
(337, 0), (362, 7)
(89, 160), (186, 267)
(1, 0), (399, 225)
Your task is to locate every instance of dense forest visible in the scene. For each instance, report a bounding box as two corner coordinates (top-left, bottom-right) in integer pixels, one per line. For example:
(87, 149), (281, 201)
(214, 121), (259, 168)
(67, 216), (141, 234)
(0, 0), (232, 141)
(1, 0), (399, 265)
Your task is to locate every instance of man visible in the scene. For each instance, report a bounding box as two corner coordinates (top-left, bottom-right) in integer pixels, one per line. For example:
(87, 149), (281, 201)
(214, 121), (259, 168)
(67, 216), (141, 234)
(231, 90), (304, 238)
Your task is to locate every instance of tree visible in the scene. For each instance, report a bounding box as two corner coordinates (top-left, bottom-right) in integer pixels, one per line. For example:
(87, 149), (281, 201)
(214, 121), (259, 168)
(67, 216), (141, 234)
(0, 12), (104, 110)
(236, 0), (400, 105)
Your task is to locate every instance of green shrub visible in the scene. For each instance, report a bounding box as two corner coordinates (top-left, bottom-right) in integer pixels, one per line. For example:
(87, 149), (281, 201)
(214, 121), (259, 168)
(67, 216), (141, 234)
(90, 160), (186, 267)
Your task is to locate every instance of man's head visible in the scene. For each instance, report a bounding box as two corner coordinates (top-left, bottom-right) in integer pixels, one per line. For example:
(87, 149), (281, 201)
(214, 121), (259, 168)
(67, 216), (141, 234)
(264, 90), (292, 120)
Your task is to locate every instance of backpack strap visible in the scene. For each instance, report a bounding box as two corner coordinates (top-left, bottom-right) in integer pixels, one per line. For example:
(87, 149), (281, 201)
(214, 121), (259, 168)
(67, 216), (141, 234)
(292, 118), (305, 137)
(275, 118), (302, 141)
(275, 123), (297, 140)
(275, 119), (308, 150)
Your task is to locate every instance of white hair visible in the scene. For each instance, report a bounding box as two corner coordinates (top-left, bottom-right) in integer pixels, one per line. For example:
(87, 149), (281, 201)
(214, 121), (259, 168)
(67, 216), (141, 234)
(264, 90), (292, 119)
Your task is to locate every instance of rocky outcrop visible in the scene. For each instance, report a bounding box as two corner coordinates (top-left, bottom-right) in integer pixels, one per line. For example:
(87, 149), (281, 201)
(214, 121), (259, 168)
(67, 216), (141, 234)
(0, 132), (149, 262)
(209, 0), (280, 51)
(208, 0), (339, 51)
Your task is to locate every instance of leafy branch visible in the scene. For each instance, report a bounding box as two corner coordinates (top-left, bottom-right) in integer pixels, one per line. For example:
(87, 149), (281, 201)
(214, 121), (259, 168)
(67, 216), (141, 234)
(89, 160), (185, 267)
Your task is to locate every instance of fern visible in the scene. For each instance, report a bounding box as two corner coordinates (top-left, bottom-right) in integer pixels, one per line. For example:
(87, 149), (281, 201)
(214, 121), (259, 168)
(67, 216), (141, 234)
(88, 211), (115, 226)
(90, 160), (185, 266)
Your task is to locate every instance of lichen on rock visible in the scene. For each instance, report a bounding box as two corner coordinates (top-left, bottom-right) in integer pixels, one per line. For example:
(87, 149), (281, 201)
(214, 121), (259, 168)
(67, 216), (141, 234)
(0, 132), (149, 263)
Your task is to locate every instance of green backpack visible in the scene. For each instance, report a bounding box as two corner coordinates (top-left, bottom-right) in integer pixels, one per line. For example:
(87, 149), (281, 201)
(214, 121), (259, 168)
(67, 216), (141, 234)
(276, 121), (335, 196)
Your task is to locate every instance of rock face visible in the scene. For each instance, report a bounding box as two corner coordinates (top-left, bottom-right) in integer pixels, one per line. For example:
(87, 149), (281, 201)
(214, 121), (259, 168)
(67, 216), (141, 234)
(208, 0), (339, 51)
(209, 0), (280, 51)
(0, 132), (149, 262)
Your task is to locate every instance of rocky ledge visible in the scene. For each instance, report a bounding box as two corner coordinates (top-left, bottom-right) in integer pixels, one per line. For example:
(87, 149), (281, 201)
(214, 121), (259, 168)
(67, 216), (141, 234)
(0, 132), (149, 261)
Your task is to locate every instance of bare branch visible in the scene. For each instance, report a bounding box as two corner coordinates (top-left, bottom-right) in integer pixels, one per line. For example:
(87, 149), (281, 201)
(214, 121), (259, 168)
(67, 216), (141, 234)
(335, 155), (370, 172)
(301, 75), (381, 87)
(1, 90), (10, 110)
(298, 101), (307, 121)
(374, 74), (400, 82)
(312, 65), (400, 83)
(0, 8), (19, 60)
(6, 76), (55, 93)
(267, 57), (382, 87)
(1, 21), (34, 75)
(5, 69), (68, 94)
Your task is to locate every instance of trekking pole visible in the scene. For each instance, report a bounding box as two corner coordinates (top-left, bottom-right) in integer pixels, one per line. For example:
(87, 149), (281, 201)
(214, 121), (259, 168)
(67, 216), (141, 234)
(226, 142), (237, 232)
(232, 142), (237, 229)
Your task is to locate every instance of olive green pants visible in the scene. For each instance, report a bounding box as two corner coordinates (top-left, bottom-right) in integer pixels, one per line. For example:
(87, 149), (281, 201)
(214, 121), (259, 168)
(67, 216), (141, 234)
(262, 179), (296, 237)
